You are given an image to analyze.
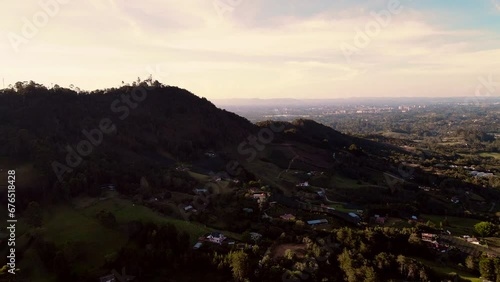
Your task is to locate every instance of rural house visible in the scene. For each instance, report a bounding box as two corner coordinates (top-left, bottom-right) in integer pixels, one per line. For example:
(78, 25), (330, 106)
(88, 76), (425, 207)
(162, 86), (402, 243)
(206, 232), (226, 244)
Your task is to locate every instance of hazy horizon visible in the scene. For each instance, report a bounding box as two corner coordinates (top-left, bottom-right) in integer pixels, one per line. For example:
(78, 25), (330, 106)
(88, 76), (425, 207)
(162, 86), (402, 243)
(1, 0), (500, 99)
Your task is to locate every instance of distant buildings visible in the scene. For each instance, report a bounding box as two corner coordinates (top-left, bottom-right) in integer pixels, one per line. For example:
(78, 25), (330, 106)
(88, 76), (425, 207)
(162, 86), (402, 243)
(370, 214), (387, 225)
(252, 193), (268, 204)
(421, 233), (438, 242)
(280, 214), (296, 221)
(307, 219), (328, 226)
(419, 186), (431, 192)
(252, 193), (266, 199)
(470, 171), (494, 178)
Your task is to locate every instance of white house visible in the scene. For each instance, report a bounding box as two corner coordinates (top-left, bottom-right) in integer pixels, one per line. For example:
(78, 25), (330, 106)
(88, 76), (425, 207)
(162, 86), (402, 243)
(206, 232), (226, 244)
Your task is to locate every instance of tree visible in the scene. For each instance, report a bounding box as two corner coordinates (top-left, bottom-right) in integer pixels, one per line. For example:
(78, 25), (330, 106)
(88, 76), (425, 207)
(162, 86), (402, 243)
(24, 201), (43, 227)
(284, 249), (295, 260)
(95, 210), (117, 227)
(139, 176), (152, 198)
(229, 251), (251, 281)
(494, 258), (500, 282)
(408, 233), (421, 246)
(419, 267), (429, 282)
(442, 217), (449, 227)
(397, 255), (407, 276)
(241, 231), (252, 243)
(406, 262), (418, 279)
(252, 245), (259, 255)
(53, 250), (74, 280)
(348, 144), (358, 152)
(474, 222), (497, 238)
(465, 255), (476, 272)
(363, 265), (377, 282)
(338, 249), (358, 282)
(375, 252), (394, 271)
(479, 258), (495, 281)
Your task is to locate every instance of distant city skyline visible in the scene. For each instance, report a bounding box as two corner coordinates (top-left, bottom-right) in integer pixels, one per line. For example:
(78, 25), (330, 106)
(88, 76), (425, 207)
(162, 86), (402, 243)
(1, 0), (499, 99)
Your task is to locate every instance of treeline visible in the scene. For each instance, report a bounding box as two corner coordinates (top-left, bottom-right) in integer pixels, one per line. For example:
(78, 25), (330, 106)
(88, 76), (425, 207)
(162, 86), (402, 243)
(20, 220), (216, 281)
(213, 226), (491, 281)
(10, 221), (498, 281)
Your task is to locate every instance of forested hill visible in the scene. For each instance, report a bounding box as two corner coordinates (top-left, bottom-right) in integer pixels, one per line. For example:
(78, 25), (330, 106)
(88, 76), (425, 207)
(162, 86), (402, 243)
(0, 80), (257, 176)
(0, 80), (399, 203)
(0, 81), (396, 174)
(255, 119), (402, 156)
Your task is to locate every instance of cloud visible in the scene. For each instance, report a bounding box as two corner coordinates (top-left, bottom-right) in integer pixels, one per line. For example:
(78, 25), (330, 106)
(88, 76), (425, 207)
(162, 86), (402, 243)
(0, 1), (499, 98)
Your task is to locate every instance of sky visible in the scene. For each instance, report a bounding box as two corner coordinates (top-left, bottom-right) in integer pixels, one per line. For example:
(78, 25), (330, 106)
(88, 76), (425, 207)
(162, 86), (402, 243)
(1, 0), (500, 99)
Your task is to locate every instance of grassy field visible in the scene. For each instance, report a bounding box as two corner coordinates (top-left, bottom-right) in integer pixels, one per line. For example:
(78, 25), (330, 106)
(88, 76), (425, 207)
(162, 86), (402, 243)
(43, 205), (128, 274)
(188, 171), (234, 194)
(467, 192), (486, 202)
(17, 196), (243, 279)
(459, 151), (500, 160)
(484, 237), (500, 253)
(421, 214), (481, 236)
(246, 160), (290, 192)
(80, 197), (238, 241)
(417, 258), (481, 282)
(12, 205), (129, 279)
(479, 152), (500, 159)
(330, 174), (366, 189)
(381, 131), (411, 139)
(188, 171), (210, 182)
(327, 203), (359, 213)
(384, 217), (414, 229)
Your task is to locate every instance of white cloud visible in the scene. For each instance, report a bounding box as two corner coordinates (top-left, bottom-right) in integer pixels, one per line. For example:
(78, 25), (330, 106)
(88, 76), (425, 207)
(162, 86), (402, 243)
(0, 1), (499, 98)
(493, 0), (500, 11)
